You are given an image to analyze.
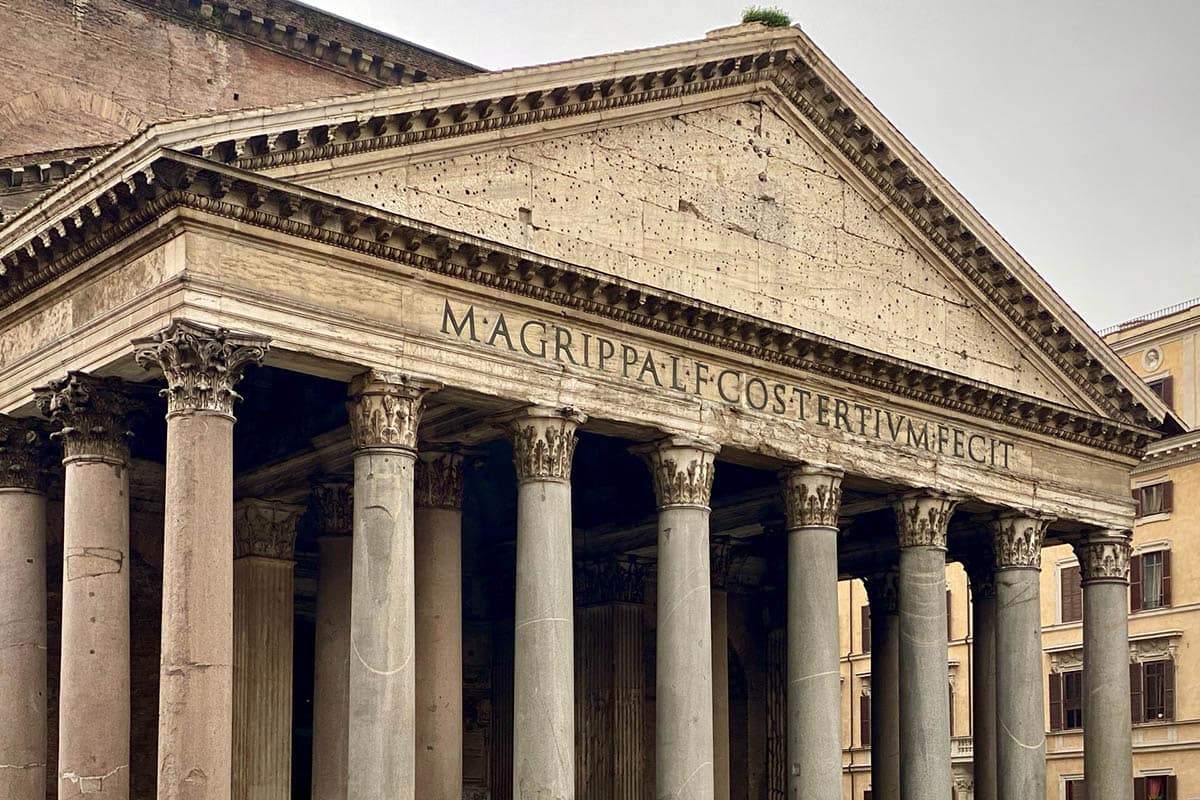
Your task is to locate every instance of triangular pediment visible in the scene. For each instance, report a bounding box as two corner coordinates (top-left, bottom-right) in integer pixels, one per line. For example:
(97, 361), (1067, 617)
(0, 22), (1173, 432)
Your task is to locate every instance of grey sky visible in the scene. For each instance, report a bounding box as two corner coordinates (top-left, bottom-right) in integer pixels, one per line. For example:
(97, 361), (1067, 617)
(307, 0), (1199, 330)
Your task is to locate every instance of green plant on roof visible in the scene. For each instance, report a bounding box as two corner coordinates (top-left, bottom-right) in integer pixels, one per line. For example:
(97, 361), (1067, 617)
(742, 6), (792, 27)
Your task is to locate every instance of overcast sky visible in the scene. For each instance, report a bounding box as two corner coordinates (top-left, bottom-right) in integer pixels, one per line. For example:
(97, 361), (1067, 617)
(307, 0), (1199, 330)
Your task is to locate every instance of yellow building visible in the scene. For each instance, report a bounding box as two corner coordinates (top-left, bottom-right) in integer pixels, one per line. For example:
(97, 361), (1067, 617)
(839, 299), (1200, 800)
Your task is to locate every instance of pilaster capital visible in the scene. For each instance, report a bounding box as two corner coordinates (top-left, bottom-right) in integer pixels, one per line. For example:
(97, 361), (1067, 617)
(311, 480), (352, 538)
(780, 463), (843, 529)
(415, 450), (465, 509)
(863, 567), (900, 615)
(711, 537), (736, 590)
(1073, 531), (1132, 585)
(0, 414), (55, 491)
(500, 406), (586, 483)
(575, 556), (649, 606)
(632, 434), (718, 509)
(990, 512), (1054, 571)
(233, 498), (304, 560)
(893, 490), (961, 550)
(133, 320), (269, 418)
(346, 370), (441, 452)
(33, 372), (136, 463)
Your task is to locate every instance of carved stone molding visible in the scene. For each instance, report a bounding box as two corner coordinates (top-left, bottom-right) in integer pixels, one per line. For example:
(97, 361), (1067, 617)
(0, 414), (55, 491)
(133, 320), (269, 418)
(415, 450), (465, 509)
(863, 568), (900, 616)
(991, 513), (1053, 571)
(501, 406), (586, 483)
(633, 435), (718, 509)
(1073, 533), (1132, 584)
(1049, 648), (1083, 674)
(234, 499), (304, 560)
(1130, 634), (1181, 664)
(33, 371), (136, 463)
(963, 548), (997, 600)
(346, 370), (441, 452)
(894, 491), (961, 550)
(780, 463), (843, 529)
(311, 480), (352, 538)
(575, 556), (649, 606)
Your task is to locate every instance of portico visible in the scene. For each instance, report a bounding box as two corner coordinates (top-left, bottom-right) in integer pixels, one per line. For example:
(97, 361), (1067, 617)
(0, 21), (1171, 800)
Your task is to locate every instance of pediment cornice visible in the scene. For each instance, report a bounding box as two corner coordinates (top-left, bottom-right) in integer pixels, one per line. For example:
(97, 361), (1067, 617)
(0, 24), (1172, 432)
(0, 152), (1156, 458)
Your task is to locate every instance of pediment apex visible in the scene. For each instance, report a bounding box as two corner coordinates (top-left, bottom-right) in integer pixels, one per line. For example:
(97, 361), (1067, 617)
(0, 22), (1173, 433)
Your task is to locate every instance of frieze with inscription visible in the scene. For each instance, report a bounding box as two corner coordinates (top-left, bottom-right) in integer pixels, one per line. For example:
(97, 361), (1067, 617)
(439, 299), (1016, 469)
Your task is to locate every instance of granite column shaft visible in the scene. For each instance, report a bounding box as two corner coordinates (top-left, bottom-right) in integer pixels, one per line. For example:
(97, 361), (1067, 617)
(865, 569), (900, 800)
(966, 560), (997, 800)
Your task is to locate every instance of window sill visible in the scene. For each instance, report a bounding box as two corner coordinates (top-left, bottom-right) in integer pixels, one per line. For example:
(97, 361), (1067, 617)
(1132, 605), (1173, 616)
(1135, 512), (1171, 525)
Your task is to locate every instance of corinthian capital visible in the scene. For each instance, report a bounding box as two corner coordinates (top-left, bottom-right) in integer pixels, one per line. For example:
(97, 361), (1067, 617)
(233, 499), (304, 560)
(894, 491), (961, 550)
(311, 480), (352, 538)
(780, 463), (844, 529)
(133, 320), (269, 418)
(346, 370), (441, 452)
(1073, 531), (1131, 584)
(0, 414), (55, 491)
(991, 512), (1053, 571)
(962, 547), (997, 600)
(633, 435), (719, 509)
(415, 450), (465, 509)
(501, 407), (586, 483)
(863, 567), (900, 615)
(34, 372), (136, 463)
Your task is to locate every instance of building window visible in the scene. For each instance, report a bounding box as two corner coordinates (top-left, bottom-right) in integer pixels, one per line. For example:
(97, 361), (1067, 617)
(861, 605), (871, 653)
(860, 691), (871, 746)
(1049, 671), (1084, 731)
(1060, 564), (1082, 623)
(864, 791), (873, 800)
(1146, 376), (1174, 408)
(1131, 660), (1176, 724)
(1131, 549), (1173, 612)
(1135, 775), (1177, 800)
(1134, 482), (1173, 518)
(1065, 779), (1086, 800)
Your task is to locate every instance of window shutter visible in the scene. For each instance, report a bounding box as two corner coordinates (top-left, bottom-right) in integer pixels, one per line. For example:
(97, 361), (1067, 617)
(1131, 662), (1144, 725)
(861, 605), (871, 653)
(1049, 672), (1063, 731)
(1062, 566), (1083, 623)
(946, 589), (952, 639)
(860, 692), (871, 746)
(1135, 777), (1147, 800)
(1162, 549), (1172, 607)
(1134, 486), (1144, 518)
(948, 683), (954, 735)
(1167, 775), (1177, 800)
(1161, 375), (1174, 408)
(1163, 481), (1174, 513)
(1131, 555), (1144, 613)
(1163, 660), (1176, 721)
(1066, 781), (1075, 800)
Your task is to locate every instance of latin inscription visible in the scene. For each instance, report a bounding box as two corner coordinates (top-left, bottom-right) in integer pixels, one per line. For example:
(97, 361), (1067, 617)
(440, 300), (1016, 469)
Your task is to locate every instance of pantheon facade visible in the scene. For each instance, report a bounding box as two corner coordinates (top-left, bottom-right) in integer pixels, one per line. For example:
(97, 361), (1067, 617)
(0, 14), (1174, 800)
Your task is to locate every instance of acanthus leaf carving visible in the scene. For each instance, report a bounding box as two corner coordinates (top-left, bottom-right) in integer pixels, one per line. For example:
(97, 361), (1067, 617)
(502, 407), (586, 482)
(634, 435), (718, 509)
(346, 370), (440, 451)
(233, 498), (303, 560)
(0, 413), (55, 491)
(311, 480), (352, 537)
(863, 567), (900, 616)
(780, 464), (843, 529)
(33, 371), (136, 463)
(415, 450), (465, 509)
(894, 491), (961, 550)
(1074, 533), (1131, 584)
(133, 320), (269, 417)
(991, 513), (1053, 570)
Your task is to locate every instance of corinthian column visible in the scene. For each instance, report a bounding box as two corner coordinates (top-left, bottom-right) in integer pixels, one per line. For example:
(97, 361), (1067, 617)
(134, 320), (269, 800)
(35, 372), (137, 799)
(780, 464), (843, 800)
(414, 450), (466, 800)
(635, 435), (719, 800)
(1074, 532), (1134, 800)
(893, 491), (959, 800)
(864, 568), (900, 800)
(232, 499), (303, 800)
(311, 480), (353, 800)
(991, 513), (1052, 800)
(345, 370), (439, 800)
(502, 407), (585, 800)
(964, 553), (997, 800)
(0, 416), (53, 800)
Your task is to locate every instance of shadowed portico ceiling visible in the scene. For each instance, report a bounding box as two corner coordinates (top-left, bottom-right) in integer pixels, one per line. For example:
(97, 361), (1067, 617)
(0, 22), (1176, 442)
